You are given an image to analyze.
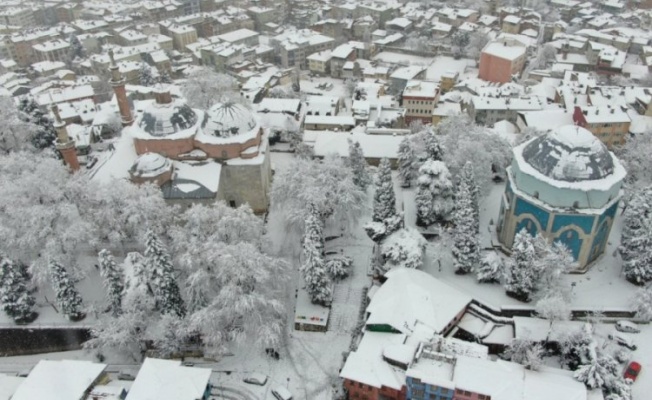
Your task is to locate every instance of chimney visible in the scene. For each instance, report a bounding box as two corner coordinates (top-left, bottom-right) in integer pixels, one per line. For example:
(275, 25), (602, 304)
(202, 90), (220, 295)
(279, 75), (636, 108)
(154, 85), (172, 104)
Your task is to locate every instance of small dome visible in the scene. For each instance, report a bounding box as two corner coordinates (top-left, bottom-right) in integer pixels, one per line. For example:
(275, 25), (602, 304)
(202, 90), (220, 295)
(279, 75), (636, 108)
(521, 125), (615, 182)
(138, 101), (198, 137)
(203, 102), (257, 138)
(130, 152), (171, 178)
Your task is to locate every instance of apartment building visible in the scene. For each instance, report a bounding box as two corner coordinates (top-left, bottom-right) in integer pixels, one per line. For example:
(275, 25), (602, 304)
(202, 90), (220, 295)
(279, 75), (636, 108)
(0, 8), (35, 28)
(159, 21), (198, 51)
(478, 39), (527, 83)
(272, 29), (335, 69)
(402, 80), (440, 125)
(572, 105), (631, 148)
(33, 38), (71, 63)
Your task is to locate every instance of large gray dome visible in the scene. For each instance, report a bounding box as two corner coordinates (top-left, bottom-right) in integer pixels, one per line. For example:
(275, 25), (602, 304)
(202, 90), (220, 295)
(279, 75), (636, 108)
(521, 125), (615, 182)
(138, 101), (198, 137)
(203, 102), (257, 138)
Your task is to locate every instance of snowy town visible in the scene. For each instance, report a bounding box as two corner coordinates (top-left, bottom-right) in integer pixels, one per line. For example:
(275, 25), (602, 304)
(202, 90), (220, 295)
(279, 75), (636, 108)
(0, 0), (652, 399)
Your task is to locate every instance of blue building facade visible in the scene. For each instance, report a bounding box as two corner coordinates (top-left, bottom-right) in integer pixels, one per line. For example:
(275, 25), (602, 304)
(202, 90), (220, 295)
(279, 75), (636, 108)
(406, 376), (455, 400)
(497, 126), (626, 272)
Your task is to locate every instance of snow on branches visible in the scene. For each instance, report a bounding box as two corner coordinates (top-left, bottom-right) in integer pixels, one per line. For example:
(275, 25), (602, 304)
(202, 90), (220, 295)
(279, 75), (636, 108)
(415, 160), (454, 226)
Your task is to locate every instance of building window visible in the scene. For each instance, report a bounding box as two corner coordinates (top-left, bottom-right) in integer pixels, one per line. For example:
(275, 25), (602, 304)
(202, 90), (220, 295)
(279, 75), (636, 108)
(229, 200), (236, 208)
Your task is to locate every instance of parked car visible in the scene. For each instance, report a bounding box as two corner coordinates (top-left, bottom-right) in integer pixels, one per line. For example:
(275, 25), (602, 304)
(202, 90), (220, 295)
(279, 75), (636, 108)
(182, 361), (194, 367)
(16, 368), (31, 377)
(609, 333), (637, 350)
(117, 371), (136, 381)
(615, 320), (640, 334)
(271, 386), (293, 400)
(624, 361), (642, 382)
(243, 373), (267, 386)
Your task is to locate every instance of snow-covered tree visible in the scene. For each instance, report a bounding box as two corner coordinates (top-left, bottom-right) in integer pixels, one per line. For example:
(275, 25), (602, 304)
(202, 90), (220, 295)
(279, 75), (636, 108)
(504, 337), (543, 370)
(0, 96), (40, 153)
(180, 68), (242, 109)
(378, 228), (427, 274)
(347, 139), (371, 189)
(98, 249), (124, 316)
(405, 36), (431, 52)
(139, 63), (155, 87)
(166, 202), (289, 358)
(158, 70), (172, 84)
(452, 174), (480, 274)
(303, 204), (324, 253)
(270, 155), (366, 251)
(122, 252), (155, 314)
(620, 133), (652, 186)
(437, 116), (512, 193)
(17, 97), (56, 150)
(466, 32), (490, 60)
(451, 31), (470, 57)
(476, 252), (504, 283)
(68, 34), (85, 60)
(267, 86), (296, 99)
(326, 256), (352, 281)
(0, 255), (36, 323)
(151, 314), (189, 358)
(558, 324), (595, 370)
(49, 261), (84, 321)
(373, 158), (397, 222)
(144, 230), (186, 317)
(84, 308), (150, 361)
(301, 219), (332, 305)
(535, 292), (571, 340)
(397, 136), (417, 187)
(620, 187), (652, 285)
(631, 285), (652, 321)
(575, 359), (609, 389)
(415, 160), (454, 226)
(623, 237), (652, 286)
(423, 132), (444, 161)
(0, 151), (92, 283)
(460, 161), (479, 232)
(504, 229), (538, 302)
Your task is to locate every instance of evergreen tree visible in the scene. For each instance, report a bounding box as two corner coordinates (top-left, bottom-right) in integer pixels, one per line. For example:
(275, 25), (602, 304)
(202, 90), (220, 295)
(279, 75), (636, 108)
(139, 63), (155, 87)
(460, 161), (480, 233)
(452, 177), (480, 274)
(0, 254), (36, 323)
(304, 204), (324, 254)
(476, 252), (504, 283)
(623, 234), (652, 285)
(325, 256), (352, 281)
(17, 97), (56, 150)
(300, 239), (332, 305)
(144, 230), (186, 317)
(504, 229), (538, 302)
(347, 139), (371, 189)
(98, 249), (124, 316)
(68, 34), (85, 60)
(158, 70), (172, 84)
(423, 132), (444, 161)
(397, 136), (416, 187)
(373, 158), (397, 223)
(49, 261), (84, 321)
(415, 160), (454, 226)
(619, 187), (652, 263)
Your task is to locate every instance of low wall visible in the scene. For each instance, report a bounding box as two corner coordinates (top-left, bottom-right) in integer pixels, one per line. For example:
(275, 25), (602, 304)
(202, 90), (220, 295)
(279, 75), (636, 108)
(0, 327), (90, 356)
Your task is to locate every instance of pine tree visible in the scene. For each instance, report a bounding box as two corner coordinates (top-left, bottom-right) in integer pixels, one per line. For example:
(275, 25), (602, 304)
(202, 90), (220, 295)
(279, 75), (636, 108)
(452, 178), (480, 274)
(504, 229), (538, 302)
(460, 161), (480, 233)
(144, 230), (186, 317)
(304, 204), (324, 254)
(623, 234), (652, 285)
(423, 132), (444, 161)
(49, 261), (84, 321)
(619, 187), (652, 262)
(0, 255), (36, 323)
(98, 249), (124, 316)
(68, 34), (85, 60)
(373, 158), (397, 223)
(415, 160), (454, 226)
(139, 63), (155, 87)
(300, 240), (332, 305)
(476, 252), (504, 283)
(631, 285), (652, 321)
(397, 136), (416, 187)
(17, 97), (56, 150)
(347, 139), (371, 189)
(158, 70), (172, 84)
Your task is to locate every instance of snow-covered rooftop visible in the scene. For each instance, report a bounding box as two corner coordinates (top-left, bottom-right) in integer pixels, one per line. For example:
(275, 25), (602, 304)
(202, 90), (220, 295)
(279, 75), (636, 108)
(482, 41), (526, 61)
(312, 131), (403, 159)
(126, 358), (211, 400)
(11, 360), (106, 400)
(365, 268), (472, 334)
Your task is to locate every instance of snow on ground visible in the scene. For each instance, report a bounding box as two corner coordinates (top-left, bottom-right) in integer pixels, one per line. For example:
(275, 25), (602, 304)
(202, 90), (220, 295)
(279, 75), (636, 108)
(400, 181), (635, 312)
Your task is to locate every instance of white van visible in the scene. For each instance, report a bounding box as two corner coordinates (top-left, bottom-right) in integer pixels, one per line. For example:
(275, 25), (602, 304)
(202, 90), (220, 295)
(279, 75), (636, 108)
(271, 386), (293, 400)
(608, 333), (637, 350)
(615, 320), (640, 334)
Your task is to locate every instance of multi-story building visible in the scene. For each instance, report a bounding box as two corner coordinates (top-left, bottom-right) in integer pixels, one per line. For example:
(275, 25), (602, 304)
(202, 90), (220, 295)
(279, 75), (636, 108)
(271, 29), (335, 69)
(179, 0), (201, 15)
(216, 28), (259, 47)
(402, 80), (440, 125)
(468, 96), (543, 126)
(501, 15), (521, 34)
(330, 44), (356, 78)
(246, 6), (278, 32)
(118, 30), (149, 47)
(0, 8), (35, 28)
(159, 21), (198, 51)
(478, 39), (527, 83)
(572, 105), (631, 148)
(307, 50), (332, 75)
(33, 39), (71, 63)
